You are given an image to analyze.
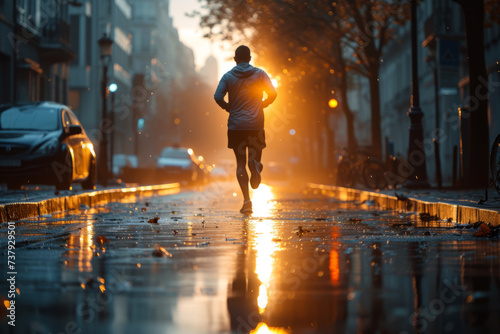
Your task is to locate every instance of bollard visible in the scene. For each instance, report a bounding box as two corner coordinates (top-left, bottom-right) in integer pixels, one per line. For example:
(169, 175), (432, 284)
(434, 139), (442, 189)
(452, 145), (458, 188)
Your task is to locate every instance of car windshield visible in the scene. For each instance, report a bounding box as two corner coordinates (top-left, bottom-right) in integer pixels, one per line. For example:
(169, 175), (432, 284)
(161, 149), (190, 159)
(0, 106), (60, 131)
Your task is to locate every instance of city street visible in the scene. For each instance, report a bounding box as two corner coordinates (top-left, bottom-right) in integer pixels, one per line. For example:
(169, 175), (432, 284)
(1, 181), (500, 333)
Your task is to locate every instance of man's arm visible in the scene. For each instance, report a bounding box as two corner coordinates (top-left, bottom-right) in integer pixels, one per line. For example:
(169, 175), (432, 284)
(214, 75), (230, 112)
(262, 89), (277, 109)
(261, 72), (277, 109)
(215, 99), (230, 111)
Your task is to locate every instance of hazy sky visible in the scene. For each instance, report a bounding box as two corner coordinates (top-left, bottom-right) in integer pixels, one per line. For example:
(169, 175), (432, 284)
(169, 0), (234, 78)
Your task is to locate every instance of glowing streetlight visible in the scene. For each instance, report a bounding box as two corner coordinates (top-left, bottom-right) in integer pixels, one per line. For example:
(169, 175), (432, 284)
(328, 98), (338, 109)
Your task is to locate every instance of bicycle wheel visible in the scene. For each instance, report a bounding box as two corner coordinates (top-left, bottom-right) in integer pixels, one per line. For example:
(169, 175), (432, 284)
(337, 160), (355, 187)
(490, 134), (500, 195)
(362, 158), (387, 189)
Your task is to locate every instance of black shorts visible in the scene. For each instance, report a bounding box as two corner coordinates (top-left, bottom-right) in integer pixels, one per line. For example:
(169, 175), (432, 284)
(228, 129), (266, 151)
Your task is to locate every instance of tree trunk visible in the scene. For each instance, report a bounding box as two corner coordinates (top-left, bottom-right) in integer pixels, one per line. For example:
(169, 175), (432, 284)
(368, 66), (382, 158)
(334, 43), (358, 155)
(339, 77), (358, 155)
(454, 0), (490, 188)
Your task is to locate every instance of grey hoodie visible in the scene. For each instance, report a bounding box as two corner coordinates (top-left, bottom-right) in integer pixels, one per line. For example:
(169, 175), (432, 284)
(214, 63), (276, 130)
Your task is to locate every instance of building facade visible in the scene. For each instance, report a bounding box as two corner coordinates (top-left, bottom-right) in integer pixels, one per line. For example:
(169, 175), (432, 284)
(378, 0), (500, 186)
(0, 0), (77, 105)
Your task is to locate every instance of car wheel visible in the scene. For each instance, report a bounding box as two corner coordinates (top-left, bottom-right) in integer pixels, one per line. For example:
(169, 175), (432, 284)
(81, 157), (96, 190)
(55, 151), (73, 190)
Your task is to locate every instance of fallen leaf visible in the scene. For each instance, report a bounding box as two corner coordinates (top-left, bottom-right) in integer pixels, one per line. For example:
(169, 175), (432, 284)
(152, 246), (172, 257)
(148, 217), (160, 224)
(96, 235), (110, 244)
(473, 223), (491, 237)
(172, 230), (179, 235)
(296, 226), (310, 236)
(141, 208), (147, 212)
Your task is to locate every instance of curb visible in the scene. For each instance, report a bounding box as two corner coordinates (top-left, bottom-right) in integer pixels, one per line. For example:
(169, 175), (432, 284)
(307, 183), (500, 226)
(0, 183), (180, 223)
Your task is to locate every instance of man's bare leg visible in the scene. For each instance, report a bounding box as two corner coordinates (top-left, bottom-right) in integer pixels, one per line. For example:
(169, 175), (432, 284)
(233, 148), (250, 202)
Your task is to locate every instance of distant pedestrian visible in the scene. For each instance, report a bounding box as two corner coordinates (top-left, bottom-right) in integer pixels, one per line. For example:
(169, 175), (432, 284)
(214, 45), (277, 214)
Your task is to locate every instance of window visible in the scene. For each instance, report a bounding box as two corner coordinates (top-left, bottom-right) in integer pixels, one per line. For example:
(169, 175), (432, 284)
(0, 106), (59, 131)
(62, 111), (73, 128)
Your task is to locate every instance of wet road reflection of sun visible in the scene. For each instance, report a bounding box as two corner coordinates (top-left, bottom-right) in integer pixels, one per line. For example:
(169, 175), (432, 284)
(250, 322), (291, 334)
(66, 222), (94, 272)
(251, 184), (275, 217)
(250, 184), (277, 314)
(253, 218), (276, 314)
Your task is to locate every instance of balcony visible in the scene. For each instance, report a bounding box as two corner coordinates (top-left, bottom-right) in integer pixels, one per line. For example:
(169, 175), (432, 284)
(40, 19), (76, 63)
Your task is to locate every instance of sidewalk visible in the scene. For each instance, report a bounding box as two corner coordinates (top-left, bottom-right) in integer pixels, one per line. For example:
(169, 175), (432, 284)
(2, 181), (500, 226)
(0, 183), (180, 223)
(307, 183), (500, 226)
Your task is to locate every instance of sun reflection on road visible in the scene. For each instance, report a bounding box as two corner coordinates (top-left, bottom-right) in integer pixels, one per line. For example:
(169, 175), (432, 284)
(253, 218), (277, 314)
(249, 184), (278, 314)
(65, 221), (94, 272)
(251, 184), (275, 217)
(250, 322), (291, 334)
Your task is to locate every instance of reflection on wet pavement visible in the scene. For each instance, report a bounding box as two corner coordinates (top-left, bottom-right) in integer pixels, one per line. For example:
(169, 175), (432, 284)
(1, 181), (500, 333)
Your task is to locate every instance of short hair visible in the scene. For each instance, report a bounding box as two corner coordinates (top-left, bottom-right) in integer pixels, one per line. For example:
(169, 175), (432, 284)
(235, 45), (251, 62)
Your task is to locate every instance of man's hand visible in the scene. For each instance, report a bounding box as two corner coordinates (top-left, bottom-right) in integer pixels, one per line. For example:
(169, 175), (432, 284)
(262, 90), (277, 109)
(215, 99), (230, 112)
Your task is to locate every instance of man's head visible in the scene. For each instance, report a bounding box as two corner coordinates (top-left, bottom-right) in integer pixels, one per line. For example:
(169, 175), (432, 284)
(234, 45), (251, 64)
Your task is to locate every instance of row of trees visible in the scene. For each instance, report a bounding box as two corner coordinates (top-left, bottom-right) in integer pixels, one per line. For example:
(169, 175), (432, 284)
(198, 0), (496, 186)
(198, 0), (413, 160)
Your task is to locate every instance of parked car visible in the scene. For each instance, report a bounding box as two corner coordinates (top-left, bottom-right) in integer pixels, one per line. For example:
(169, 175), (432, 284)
(112, 154), (138, 176)
(156, 147), (207, 183)
(0, 102), (96, 190)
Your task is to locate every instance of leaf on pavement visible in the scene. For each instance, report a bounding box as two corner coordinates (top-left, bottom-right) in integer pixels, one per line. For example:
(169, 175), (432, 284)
(153, 245), (172, 258)
(296, 226), (310, 236)
(148, 217), (160, 224)
(473, 223), (492, 237)
(96, 235), (110, 244)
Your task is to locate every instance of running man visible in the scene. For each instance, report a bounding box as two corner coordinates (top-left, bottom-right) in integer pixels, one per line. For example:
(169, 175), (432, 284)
(214, 45), (277, 214)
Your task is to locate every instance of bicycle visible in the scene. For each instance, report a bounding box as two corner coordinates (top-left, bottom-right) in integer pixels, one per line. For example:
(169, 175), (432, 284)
(477, 134), (500, 204)
(336, 149), (388, 190)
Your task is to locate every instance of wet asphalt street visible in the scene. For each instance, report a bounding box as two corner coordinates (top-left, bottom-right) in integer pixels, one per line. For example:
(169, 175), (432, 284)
(1, 181), (500, 334)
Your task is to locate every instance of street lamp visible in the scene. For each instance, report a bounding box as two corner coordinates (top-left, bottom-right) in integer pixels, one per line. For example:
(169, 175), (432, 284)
(328, 98), (338, 109)
(109, 83), (118, 179)
(405, 0), (430, 189)
(98, 33), (113, 187)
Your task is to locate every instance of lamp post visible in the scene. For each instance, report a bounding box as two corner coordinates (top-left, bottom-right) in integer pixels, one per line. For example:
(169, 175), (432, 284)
(109, 83), (118, 179)
(405, 0), (430, 189)
(97, 33), (113, 187)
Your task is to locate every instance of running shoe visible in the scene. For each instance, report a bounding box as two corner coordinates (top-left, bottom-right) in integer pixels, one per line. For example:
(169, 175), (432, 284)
(249, 159), (263, 189)
(240, 200), (253, 214)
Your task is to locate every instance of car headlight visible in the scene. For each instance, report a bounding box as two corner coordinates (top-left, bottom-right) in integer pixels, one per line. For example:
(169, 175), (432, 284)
(34, 138), (60, 155)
